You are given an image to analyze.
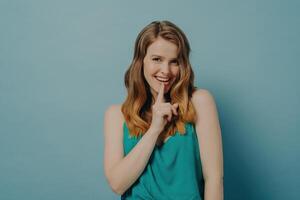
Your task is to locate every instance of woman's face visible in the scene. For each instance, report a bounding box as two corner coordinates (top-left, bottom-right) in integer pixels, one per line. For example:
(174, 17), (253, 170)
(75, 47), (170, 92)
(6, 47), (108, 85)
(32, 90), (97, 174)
(143, 37), (180, 99)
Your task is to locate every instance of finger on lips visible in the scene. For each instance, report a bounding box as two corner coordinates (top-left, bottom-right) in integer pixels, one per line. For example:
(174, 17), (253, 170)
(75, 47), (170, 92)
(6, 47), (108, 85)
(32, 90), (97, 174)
(156, 83), (165, 104)
(155, 83), (179, 122)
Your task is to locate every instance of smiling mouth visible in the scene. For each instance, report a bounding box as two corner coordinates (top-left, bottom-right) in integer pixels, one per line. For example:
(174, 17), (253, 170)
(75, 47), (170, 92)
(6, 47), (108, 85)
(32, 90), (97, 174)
(154, 76), (171, 84)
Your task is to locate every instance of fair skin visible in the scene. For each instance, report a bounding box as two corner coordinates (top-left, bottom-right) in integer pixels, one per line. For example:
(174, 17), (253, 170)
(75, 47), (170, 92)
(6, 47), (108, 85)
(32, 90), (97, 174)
(103, 37), (224, 199)
(143, 36), (180, 99)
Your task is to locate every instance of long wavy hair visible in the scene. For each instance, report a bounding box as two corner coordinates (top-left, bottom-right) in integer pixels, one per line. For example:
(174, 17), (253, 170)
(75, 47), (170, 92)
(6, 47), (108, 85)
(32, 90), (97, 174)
(121, 20), (197, 146)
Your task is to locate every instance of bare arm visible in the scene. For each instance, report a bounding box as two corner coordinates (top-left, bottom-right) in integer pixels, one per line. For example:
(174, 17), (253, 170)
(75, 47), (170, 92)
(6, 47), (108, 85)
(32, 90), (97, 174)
(103, 105), (160, 195)
(104, 84), (177, 195)
(192, 89), (224, 200)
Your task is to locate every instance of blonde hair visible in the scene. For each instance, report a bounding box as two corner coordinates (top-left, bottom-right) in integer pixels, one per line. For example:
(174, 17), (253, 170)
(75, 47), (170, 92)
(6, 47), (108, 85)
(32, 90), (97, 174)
(121, 20), (197, 146)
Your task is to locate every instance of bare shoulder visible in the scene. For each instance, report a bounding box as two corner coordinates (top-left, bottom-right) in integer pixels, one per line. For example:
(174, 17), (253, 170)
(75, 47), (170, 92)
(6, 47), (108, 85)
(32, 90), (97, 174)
(191, 88), (216, 108)
(104, 104), (125, 136)
(105, 104), (124, 121)
(191, 88), (219, 122)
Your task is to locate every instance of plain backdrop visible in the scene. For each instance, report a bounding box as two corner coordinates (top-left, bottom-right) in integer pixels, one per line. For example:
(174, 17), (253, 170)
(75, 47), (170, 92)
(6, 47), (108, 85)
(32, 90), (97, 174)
(0, 0), (299, 199)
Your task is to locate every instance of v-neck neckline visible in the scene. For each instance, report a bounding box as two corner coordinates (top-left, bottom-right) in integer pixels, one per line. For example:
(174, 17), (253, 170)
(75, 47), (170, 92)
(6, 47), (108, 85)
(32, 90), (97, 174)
(162, 134), (176, 144)
(160, 131), (180, 146)
(163, 135), (172, 144)
(124, 121), (180, 145)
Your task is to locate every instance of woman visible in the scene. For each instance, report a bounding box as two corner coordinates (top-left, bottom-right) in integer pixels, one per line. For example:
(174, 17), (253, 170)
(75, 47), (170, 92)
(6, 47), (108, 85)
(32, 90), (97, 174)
(103, 20), (224, 200)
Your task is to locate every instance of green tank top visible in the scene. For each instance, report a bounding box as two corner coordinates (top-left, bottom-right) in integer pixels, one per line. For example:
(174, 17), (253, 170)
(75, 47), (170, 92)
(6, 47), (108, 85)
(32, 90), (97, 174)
(121, 122), (204, 200)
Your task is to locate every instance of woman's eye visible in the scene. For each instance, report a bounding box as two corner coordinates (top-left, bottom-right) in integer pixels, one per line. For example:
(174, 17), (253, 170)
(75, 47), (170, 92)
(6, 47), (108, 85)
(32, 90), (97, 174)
(153, 58), (161, 62)
(171, 60), (178, 65)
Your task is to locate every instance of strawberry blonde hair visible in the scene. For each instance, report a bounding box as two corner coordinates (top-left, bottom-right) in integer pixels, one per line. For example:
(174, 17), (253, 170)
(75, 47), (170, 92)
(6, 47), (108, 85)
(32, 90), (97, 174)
(121, 20), (197, 146)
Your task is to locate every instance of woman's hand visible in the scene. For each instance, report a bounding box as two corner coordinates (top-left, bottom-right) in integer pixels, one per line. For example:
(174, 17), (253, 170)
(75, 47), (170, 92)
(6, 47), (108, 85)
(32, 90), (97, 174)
(150, 83), (179, 134)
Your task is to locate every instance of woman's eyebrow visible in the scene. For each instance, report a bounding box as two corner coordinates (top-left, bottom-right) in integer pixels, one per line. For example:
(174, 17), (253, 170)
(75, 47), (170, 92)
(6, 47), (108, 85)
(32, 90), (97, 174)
(151, 54), (177, 60)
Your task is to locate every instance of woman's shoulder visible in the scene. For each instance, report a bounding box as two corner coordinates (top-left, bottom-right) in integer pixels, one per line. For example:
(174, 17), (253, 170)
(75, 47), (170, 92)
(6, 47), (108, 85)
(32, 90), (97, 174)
(104, 104), (125, 127)
(191, 88), (217, 115)
(191, 88), (219, 130)
(191, 88), (216, 104)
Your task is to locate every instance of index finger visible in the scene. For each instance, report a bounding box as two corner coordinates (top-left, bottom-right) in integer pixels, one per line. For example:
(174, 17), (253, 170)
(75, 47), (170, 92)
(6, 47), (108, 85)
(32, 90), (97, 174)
(155, 83), (165, 104)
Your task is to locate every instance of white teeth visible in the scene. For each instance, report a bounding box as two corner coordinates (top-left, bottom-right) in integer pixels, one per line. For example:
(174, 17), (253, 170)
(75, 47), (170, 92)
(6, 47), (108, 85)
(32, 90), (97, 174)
(155, 76), (170, 82)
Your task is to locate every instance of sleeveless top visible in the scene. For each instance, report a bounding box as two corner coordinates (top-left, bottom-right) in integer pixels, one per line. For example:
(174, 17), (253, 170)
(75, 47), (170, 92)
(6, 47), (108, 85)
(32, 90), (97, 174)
(121, 122), (204, 200)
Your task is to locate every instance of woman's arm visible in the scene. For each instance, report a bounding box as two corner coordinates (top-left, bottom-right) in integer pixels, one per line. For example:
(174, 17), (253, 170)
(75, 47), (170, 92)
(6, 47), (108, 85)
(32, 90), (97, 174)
(103, 105), (160, 195)
(192, 89), (224, 200)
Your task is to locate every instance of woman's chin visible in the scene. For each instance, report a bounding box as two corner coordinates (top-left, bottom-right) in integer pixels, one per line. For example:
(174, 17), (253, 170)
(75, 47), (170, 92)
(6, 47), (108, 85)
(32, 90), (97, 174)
(152, 85), (170, 96)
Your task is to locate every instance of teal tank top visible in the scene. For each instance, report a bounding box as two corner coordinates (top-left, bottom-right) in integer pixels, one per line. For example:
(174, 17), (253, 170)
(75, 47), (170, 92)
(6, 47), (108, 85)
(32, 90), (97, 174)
(121, 122), (204, 200)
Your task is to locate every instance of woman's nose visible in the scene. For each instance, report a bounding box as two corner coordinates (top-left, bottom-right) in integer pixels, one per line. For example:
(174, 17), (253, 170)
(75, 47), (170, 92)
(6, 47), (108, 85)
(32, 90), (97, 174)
(160, 62), (171, 74)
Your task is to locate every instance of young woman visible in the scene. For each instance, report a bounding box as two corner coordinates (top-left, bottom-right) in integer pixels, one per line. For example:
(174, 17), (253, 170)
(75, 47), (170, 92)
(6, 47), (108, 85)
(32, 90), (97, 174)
(103, 20), (224, 200)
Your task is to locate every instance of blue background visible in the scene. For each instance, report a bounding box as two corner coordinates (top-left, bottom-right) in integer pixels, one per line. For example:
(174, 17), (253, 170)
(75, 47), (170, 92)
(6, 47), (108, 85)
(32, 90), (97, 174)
(0, 0), (299, 199)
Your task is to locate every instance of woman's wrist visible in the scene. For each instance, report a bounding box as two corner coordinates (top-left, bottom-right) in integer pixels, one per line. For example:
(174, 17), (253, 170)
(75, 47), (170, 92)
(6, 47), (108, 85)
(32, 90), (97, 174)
(148, 125), (162, 137)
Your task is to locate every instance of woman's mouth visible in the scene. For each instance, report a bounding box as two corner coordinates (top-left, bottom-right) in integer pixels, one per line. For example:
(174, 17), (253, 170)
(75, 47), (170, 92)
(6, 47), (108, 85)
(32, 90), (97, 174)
(154, 76), (171, 85)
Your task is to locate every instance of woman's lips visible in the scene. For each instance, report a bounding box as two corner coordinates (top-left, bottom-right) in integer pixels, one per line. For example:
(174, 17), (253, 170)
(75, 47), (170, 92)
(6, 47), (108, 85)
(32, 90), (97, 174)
(154, 76), (171, 85)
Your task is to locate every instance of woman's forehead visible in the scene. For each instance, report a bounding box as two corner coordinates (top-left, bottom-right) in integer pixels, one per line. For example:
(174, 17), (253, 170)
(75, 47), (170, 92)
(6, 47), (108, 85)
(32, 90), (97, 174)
(146, 38), (178, 59)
